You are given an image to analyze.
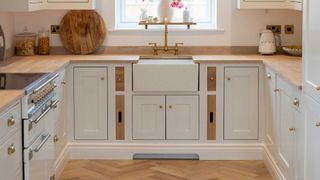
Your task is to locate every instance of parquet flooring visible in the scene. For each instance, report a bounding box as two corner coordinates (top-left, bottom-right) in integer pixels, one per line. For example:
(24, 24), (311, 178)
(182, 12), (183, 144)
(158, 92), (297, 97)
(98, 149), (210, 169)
(59, 160), (273, 180)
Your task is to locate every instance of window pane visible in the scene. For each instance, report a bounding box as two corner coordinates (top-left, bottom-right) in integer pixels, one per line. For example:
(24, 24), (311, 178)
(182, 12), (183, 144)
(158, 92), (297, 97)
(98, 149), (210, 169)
(118, 0), (215, 28)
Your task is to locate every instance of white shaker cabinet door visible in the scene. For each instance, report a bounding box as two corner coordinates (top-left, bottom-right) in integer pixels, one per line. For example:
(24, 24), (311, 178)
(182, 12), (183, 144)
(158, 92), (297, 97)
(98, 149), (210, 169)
(166, 96), (199, 140)
(133, 96), (165, 140)
(224, 67), (259, 140)
(303, 0), (320, 104)
(74, 67), (108, 140)
(305, 94), (320, 180)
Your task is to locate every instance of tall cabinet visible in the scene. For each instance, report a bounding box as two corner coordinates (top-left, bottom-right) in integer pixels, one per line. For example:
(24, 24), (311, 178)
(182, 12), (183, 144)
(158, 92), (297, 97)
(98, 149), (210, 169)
(303, 0), (320, 179)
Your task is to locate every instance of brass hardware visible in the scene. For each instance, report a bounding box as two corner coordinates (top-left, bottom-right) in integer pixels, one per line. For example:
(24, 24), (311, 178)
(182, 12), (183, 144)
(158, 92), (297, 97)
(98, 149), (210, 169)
(274, 89), (280, 92)
(53, 135), (59, 143)
(8, 144), (15, 155)
(210, 77), (214, 81)
(61, 81), (67, 85)
(101, 77), (105, 80)
(159, 105), (163, 109)
(289, 128), (296, 132)
(7, 116), (15, 127)
(293, 98), (300, 107)
(267, 73), (272, 79)
(227, 77), (231, 81)
(169, 105), (173, 109)
(316, 122), (320, 127)
(316, 86), (320, 91)
(147, 22), (184, 56)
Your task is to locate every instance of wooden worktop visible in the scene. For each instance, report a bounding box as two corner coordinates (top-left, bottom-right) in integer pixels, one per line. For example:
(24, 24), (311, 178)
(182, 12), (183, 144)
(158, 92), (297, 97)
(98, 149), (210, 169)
(193, 55), (302, 89)
(0, 54), (301, 111)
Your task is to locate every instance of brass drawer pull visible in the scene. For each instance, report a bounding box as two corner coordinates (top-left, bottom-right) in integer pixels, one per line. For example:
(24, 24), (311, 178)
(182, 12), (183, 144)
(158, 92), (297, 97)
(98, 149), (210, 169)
(316, 86), (320, 91)
(159, 105), (163, 109)
(227, 77), (231, 81)
(289, 128), (296, 132)
(293, 98), (300, 107)
(316, 122), (320, 128)
(61, 81), (67, 85)
(53, 135), (59, 143)
(8, 144), (16, 155)
(7, 116), (15, 127)
(267, 73), (272, 79)
(274, 89), (280, 92)
(210, 77), (214, 81)
(168, 105), (173, 109)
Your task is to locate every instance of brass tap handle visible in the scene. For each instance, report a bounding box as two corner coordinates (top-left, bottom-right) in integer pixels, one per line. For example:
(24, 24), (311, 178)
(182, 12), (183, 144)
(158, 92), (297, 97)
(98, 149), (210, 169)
(149, 43), (158, 55)
(174, 43), (184, 56)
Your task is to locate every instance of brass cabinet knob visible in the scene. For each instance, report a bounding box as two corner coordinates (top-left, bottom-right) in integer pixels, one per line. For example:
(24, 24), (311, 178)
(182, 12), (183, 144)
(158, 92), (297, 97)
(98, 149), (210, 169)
(169, 105), (173, 109)
(61, 81), (67, 85)
(267, 73), (272, 80)
(53, 135), (59, 143)
(7, 116), (15, 127)
(227, 77), (231, 81)
(210, 77), (214, 81)
(289, 128), (296, 132)
(316, 122), (320, 128)
(274, 89), (280, 92)
(159, 105), (163, 109)
(101, 77), (105, 80)
(316, 86), (320, 91)
(8, 144), (15, 155)
(293, 98), (300, 107)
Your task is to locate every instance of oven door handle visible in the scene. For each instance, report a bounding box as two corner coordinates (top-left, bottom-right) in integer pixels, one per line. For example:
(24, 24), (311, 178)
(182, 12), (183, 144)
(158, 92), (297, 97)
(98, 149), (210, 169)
(33, 134), (51, 153)
(34, 106), (51, 124)
(33, 73), (59, 94)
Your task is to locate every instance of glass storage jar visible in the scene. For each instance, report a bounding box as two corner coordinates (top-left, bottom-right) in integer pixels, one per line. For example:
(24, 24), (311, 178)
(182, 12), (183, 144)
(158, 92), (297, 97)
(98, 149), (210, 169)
(15, 31), (37, 56)
(38, 30), (50, 55)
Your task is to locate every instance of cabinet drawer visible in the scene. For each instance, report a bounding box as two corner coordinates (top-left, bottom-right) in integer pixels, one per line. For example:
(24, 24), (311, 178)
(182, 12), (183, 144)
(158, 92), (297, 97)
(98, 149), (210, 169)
(53, 123), (67, 164)
(0, 130), (22, 180)
(278, 76), (301, 112)
(0, 101), (21, 142)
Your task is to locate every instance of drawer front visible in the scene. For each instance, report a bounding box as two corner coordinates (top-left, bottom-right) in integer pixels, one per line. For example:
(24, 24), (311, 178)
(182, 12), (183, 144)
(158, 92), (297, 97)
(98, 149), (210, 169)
(207, 67), (217, 91)
(0, 130), (22, 180)
(53, 124), (67, 163)
(278, 76), (301, 112)
(0, 101), (21, 142)
(115, 67), (125, 92)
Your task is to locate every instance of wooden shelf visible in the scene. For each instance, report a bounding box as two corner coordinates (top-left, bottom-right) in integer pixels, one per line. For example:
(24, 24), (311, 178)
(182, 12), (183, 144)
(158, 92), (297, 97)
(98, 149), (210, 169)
(139, 21), (197, 29)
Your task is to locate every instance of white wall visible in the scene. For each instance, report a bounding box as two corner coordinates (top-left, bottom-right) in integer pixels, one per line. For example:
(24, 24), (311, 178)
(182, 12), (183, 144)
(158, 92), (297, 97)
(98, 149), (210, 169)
(13, 0), (302, 47)
(0, 12), (15, 49)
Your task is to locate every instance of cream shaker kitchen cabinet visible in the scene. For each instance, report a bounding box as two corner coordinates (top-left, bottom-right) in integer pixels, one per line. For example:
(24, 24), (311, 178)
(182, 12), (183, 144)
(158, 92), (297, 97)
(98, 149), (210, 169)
(305, 94), (320, 180)
(0, 0), (44, 11)
(46, 0), (95, 9)
(166, 96), (199, 140)
(74, 67), (108, 140)
(303, 0), (320, 104)
(133, 96), (166, 140)
(224, 67), (259, 140)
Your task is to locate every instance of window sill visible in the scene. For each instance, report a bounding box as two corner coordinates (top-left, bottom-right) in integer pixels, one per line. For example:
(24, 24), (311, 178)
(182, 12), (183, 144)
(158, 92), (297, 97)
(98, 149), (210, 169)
(108, 28), (225, 33)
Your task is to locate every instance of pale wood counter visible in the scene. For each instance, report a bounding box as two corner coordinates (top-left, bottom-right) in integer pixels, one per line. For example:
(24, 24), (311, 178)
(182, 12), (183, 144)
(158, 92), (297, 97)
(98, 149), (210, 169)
(193, 55), (302, 89)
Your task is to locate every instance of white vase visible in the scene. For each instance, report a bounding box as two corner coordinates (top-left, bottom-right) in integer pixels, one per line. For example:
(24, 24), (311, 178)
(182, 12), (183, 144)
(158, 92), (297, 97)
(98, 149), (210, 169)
(157, 0), (174, 22)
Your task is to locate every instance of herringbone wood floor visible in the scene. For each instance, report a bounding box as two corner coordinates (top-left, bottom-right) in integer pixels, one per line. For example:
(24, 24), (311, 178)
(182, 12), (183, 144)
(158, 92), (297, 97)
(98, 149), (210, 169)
(59, 160), (273, 180)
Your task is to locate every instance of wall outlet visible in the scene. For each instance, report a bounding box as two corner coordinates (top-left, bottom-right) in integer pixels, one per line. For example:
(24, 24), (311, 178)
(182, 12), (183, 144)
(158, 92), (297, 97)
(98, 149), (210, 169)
(266, 25), (282, 34)
(285, 25), (294, 34)
(51, 25), (61, 34)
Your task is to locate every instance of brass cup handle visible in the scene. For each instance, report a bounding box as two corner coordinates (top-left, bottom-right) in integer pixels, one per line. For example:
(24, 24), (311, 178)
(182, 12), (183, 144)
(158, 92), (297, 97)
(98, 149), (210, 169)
(8, 144), (15, 155)
(274, 89), (280, 92)
(293, 99), (300, 107)
(316, 122), (320, 127)
(7, 116), (15, 127)
(289, 128), (296, 132)
(267, 73), (272, 79)
(53, 135), (59, 143)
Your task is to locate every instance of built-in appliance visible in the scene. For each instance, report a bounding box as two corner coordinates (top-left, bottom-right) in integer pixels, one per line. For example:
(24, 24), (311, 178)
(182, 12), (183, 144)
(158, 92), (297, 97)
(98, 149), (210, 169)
(259, 30), (277, 55)
(0, 72), (59, 180)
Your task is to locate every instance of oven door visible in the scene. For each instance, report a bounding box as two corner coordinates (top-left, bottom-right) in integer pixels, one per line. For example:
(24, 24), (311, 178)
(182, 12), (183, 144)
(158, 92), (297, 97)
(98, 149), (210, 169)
(24, 132), (54, 180)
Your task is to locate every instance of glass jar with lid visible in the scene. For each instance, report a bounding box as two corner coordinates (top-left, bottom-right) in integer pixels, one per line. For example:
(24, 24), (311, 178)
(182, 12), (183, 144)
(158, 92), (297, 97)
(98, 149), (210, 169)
(15, 31), (37, 56)
(38, 29), (50, 55)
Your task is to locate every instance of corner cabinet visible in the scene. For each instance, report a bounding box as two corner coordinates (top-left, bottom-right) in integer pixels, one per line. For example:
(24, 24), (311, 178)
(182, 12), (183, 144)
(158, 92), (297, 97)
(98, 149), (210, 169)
(74, 67), (108, 140)
(237, 0), (302, 10)
(133, 96), (199, 140)
(0, 0), (95, 11)
(224, 67), (259, 140)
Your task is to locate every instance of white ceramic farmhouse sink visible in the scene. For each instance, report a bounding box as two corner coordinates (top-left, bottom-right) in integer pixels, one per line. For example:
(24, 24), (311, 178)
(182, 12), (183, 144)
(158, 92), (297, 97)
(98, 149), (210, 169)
(133, 59), (199, 92)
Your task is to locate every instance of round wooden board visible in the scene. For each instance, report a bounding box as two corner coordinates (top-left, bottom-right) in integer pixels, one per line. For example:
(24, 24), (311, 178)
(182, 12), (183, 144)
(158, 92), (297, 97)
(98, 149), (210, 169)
(59, 10), (106, 55)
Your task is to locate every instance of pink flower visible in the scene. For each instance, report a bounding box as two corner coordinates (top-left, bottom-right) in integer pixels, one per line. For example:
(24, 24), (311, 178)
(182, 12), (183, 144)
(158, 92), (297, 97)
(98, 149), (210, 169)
(171, 0), (184, 9)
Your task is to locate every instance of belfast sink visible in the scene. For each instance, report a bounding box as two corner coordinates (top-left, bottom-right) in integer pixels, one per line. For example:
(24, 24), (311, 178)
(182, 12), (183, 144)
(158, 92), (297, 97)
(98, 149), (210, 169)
(133, 59), (199, 92)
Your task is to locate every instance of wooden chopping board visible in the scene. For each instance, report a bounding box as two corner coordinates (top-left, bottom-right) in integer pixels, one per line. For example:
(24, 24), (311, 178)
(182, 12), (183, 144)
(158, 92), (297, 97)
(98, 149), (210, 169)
(60, 10), (106, 55)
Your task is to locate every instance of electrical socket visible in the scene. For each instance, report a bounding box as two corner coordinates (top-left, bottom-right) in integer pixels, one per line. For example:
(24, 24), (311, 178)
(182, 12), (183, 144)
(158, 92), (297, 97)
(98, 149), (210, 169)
(285, 25), (294, 34)
(266, 25), (282, 34)
(51, 25), (61, 34)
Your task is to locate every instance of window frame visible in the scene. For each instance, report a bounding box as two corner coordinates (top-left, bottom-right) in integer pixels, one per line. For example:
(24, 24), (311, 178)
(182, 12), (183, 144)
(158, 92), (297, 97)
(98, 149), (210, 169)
(115, 0), (217, 29)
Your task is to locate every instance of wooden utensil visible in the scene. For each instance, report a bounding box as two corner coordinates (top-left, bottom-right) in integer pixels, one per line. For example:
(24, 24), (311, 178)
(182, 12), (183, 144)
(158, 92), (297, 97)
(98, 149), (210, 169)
(59, 10), (106, 55)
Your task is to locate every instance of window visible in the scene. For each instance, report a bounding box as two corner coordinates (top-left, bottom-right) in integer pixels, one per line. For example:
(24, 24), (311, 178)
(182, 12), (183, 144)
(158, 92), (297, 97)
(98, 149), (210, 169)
(116, 0), (216, 29)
